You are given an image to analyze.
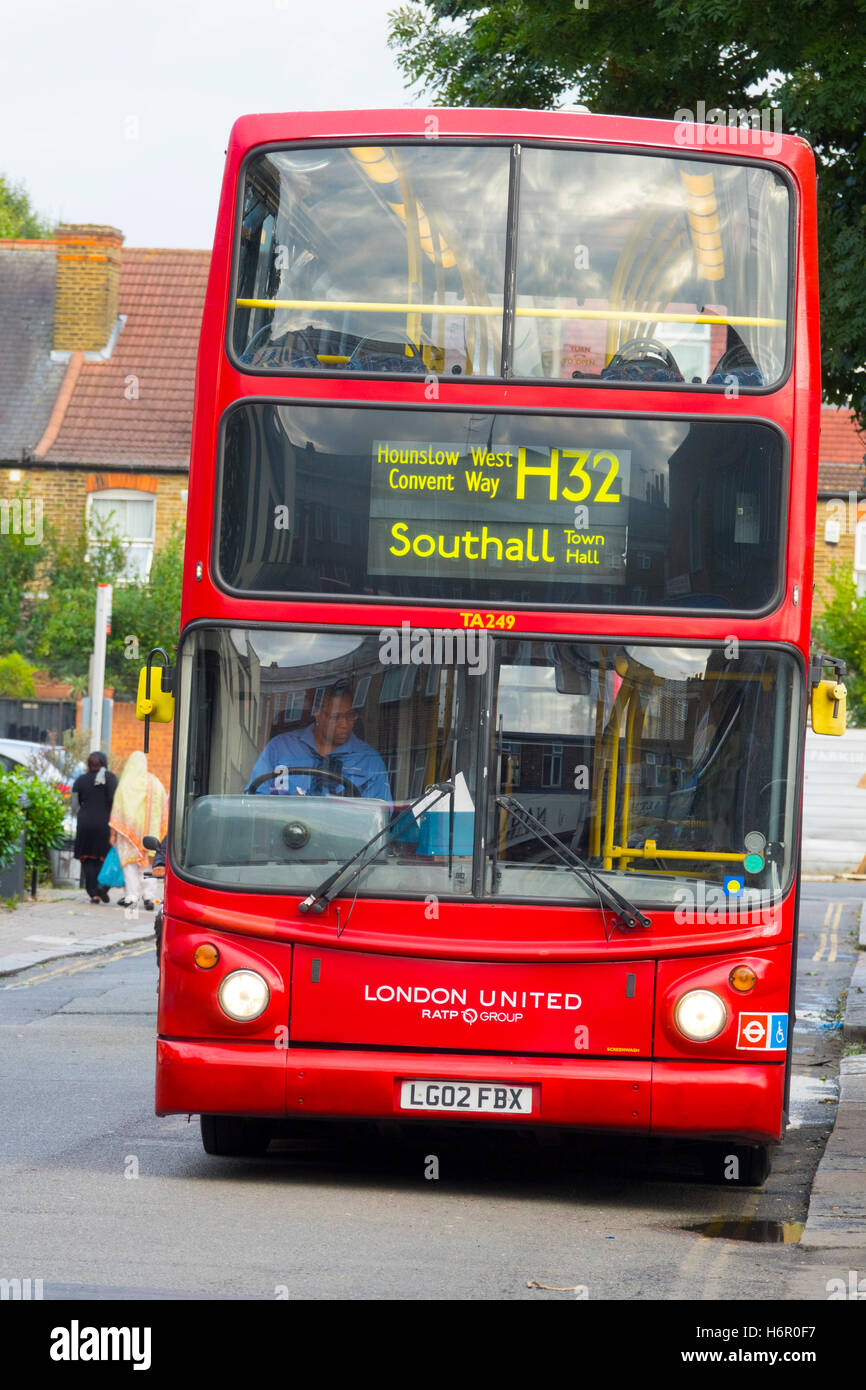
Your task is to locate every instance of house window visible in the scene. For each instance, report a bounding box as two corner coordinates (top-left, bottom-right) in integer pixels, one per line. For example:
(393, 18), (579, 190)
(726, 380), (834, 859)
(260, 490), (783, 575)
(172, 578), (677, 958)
(89, 489), (156, 581)
(501, 741), (521, 788)
(381, 666), (416, 702)
(352, 676), (371, 708)
(284, 691), (305, 723)
(541, 744), (563, 788)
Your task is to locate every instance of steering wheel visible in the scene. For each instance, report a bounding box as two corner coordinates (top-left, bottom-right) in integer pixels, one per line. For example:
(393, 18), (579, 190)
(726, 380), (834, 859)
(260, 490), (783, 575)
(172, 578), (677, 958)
(240, 324), (320, 369)
(346, 332), (427, 373)
(247, 765), (362, 797)
(601, 336), (683, 382)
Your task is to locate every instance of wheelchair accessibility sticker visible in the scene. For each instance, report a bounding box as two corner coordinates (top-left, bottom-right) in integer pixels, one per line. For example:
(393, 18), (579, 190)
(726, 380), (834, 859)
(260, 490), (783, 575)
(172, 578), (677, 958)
(737, 1012), (788, 1050)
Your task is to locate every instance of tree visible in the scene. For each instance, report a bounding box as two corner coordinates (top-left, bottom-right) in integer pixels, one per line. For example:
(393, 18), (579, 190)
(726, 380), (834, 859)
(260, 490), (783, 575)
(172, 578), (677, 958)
(388, 0), (866, 424)
(0, 775), (26, 875)
(23, 521), (184, 698)
(0, 175), (51, 239)
(0, 489), (41, 651)
(813, 572), (866, 726)
(0, 653), (36, 699)
(108, 527), (184, 697)
(24, 518), (128, 691)
(13, 771), (67, 885)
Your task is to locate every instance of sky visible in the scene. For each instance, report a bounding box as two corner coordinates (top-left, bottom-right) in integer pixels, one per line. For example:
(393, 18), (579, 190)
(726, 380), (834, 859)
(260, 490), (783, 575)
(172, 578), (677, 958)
(0, 0), (415, 248)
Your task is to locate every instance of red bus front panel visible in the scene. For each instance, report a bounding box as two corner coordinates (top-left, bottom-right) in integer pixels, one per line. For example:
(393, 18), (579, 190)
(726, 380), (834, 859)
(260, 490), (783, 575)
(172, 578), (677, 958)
(290, 945), (654, 1056)
(156, 1034), (783, 1142)
(654, 946), (793, 1062)
(158, 920), (293, 1044)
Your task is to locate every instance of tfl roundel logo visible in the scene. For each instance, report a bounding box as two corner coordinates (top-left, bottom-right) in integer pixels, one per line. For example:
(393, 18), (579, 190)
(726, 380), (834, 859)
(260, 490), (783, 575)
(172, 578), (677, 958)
(737, 1012), (788, 1050)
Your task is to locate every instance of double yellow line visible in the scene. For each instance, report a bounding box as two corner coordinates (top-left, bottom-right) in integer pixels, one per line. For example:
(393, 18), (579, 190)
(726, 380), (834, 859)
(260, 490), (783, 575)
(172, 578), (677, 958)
(1, 941), (152, 990)
(812, 902), (842, 963)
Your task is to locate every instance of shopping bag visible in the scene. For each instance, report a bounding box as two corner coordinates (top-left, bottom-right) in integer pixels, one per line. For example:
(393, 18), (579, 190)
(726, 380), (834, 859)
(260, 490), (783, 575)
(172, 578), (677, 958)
(97, 845), (125, 888)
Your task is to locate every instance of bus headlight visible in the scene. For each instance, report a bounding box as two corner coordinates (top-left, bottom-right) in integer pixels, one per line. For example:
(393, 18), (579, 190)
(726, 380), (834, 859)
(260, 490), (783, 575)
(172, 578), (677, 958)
(674, 989), (727, 1042)
(218, 969), (270, 1021)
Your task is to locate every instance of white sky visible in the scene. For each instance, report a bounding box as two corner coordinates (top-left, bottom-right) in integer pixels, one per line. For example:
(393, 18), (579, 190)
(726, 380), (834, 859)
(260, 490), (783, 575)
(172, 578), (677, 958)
(0, 0), (414, 248)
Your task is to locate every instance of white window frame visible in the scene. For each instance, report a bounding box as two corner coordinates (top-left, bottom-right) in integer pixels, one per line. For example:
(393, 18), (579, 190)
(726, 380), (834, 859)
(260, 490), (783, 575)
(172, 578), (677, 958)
(87, 488), (156, 582)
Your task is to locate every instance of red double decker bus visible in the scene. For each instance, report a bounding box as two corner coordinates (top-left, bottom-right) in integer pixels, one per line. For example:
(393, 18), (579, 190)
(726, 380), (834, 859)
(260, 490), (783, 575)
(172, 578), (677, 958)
(143, 108), (844, 1184)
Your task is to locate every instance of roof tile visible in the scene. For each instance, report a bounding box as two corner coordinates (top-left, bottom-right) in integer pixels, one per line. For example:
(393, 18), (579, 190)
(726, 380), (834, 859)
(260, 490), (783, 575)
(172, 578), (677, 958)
(43, 248), (210, 470)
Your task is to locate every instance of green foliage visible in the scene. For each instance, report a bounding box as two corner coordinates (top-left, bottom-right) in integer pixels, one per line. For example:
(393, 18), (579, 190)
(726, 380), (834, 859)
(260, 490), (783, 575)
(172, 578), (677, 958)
(17, 520), (183, 697)
(0, 487), (42, 651)
(12, 772), (67, 872)
(25, 517), (127, 690)
(813, 571), (866, 726)
(0, 174), (51, 239)
(108, 526), (184, 697)
(0, 652), (36, 698)
(0, 775), (26, 873)
(388, 0), (866, 425)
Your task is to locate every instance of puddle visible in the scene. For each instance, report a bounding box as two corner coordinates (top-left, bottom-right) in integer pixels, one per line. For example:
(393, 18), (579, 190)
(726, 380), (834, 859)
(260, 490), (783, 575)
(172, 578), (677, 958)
(684, 1220), (804, 1243)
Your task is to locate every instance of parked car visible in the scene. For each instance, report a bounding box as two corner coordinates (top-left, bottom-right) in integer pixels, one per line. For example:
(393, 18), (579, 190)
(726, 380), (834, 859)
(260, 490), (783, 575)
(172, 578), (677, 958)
(0, 738), (84, 837)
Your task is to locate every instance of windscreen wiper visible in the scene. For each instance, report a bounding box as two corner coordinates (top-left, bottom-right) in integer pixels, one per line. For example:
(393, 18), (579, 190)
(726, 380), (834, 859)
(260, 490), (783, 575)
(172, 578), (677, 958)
(495, 794), (651, 933)
(298, 782), (455, 916)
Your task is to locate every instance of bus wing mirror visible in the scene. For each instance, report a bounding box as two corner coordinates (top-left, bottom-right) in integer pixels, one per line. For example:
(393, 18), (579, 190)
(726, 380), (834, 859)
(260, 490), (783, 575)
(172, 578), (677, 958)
(811, 678), (846, 736)
(136, 664), (175, 723)
(136, 648), (176, 753)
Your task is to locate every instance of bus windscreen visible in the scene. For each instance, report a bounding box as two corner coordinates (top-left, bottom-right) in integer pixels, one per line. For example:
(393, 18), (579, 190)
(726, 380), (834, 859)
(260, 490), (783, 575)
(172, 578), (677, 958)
(172, 629), (801, 910)
(217, 404), (784, 612)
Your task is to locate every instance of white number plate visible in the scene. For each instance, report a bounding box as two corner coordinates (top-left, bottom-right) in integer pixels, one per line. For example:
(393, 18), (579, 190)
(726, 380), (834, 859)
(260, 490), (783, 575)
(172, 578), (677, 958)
(400, 1080), (534, 1114)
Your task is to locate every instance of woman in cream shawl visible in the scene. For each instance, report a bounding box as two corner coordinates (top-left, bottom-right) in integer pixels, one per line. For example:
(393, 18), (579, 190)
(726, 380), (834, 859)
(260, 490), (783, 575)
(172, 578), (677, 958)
(109, 750), (168, 910)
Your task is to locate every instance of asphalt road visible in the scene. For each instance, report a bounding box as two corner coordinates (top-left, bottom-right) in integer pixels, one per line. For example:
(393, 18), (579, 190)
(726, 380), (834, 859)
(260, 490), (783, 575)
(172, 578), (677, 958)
(0, 881), (860, 1301)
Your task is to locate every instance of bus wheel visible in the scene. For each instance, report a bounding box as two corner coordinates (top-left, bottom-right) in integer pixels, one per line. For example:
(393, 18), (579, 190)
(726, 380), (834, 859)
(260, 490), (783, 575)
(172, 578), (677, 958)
(200, 1114), (272, 1157)
(700, 1142), (772, 1187)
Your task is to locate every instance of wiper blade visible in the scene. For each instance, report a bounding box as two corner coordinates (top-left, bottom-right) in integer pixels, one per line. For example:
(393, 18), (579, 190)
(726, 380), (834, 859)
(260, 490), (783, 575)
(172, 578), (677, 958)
(298, 781), (455, 916)
(496, 794), (651, 933)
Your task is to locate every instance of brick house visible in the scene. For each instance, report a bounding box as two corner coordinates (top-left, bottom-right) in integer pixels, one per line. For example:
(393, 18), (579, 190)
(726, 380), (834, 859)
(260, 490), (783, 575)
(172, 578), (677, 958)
(0, 225), (210, 786)
(813, 406), (866, 614)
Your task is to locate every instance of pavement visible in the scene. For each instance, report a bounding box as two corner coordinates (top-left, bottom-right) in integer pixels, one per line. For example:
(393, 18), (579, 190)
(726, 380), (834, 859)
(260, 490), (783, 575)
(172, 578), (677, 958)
(800, 898), (866, 1252)
(0, 882), (159, 977)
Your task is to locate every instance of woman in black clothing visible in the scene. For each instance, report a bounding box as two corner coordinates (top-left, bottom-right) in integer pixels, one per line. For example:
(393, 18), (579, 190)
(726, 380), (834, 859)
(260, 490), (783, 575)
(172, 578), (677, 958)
(72, 752), (118, 903)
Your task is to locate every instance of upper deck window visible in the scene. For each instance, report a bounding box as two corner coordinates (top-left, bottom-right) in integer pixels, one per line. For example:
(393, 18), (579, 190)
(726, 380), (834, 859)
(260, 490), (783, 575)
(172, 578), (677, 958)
(233, 145), (510, 378)
(231, 143), (790, 389)
(514, 149), (788, 387)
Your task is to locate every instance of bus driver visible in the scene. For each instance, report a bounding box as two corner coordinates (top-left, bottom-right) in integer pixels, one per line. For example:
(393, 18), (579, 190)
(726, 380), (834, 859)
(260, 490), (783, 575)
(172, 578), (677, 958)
(246, 682), (392, 803)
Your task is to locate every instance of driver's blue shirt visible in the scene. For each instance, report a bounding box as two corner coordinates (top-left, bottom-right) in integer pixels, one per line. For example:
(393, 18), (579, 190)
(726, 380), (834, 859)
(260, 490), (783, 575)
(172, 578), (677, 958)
(247, 725), (392, 805)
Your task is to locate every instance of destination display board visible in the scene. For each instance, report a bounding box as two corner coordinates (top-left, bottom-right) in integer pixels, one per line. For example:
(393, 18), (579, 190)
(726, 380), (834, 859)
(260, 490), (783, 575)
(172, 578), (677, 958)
(217, 403), (784, 612)
(368, 440), (631, 584)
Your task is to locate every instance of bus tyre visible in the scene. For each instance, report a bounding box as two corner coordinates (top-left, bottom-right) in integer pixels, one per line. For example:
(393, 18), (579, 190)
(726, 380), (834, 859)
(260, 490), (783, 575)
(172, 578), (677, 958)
(700, 1142), (772, 1187)
(200, 1114), (271, 1157)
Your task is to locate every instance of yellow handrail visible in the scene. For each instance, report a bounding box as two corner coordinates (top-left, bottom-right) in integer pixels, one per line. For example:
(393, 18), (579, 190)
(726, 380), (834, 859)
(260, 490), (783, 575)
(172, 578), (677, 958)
(618, 688), (644, 870)
(612, 843), (747, 864)
(589, 648), (607, 859)
(601, 682), (631, 870)
(236, 297), (785, 328)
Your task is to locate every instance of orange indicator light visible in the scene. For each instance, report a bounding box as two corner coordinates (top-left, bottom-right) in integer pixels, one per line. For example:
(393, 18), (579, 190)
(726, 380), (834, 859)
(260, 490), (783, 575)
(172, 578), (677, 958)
(729, 965), (757, 992)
